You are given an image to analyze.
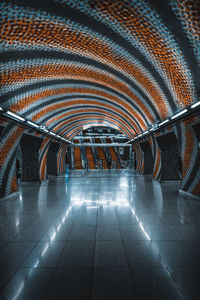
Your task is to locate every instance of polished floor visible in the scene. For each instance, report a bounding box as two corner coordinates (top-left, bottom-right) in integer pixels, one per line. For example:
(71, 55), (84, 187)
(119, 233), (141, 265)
(0, 170), (200, 299)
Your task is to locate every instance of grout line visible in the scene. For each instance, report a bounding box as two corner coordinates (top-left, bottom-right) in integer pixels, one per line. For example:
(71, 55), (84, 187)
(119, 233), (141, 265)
(115, 206), (139, 300)
(149, 239), (187, 300)
(43, 205), (75, 299)
(89, 183), (100, 300)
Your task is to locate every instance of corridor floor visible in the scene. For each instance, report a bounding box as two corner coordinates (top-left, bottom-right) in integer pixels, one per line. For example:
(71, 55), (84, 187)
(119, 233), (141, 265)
(0, 170), (200, 299)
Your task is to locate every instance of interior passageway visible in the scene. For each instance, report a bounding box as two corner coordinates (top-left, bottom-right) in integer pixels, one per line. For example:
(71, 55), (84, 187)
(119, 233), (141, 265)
(0, 170), (200, 299)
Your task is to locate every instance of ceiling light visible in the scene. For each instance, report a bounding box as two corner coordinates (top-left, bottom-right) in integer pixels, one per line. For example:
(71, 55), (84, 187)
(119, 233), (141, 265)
(0, 107), (3, 111)
(171, 109), (188, 120)
(6, 111), (25, 122)
(27, 120), (39, 128)
(159, 119), (169, 126)
(143, 130), (149, 135)
(149, 128), (156, 132)
(138, 134), (142, 137)
(191, 101), (200, 109)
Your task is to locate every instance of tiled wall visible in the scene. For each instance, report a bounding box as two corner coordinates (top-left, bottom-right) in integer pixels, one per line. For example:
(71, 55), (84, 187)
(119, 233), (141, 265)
(0, 0), (200, 198)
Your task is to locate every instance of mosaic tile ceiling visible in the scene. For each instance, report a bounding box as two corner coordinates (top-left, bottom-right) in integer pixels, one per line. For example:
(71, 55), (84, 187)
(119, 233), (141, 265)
(1, 0), (200, 139)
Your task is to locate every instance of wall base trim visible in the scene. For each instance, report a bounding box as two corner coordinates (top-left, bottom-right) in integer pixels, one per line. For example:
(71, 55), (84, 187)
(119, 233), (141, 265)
(20, 179), (49, 186)
(0, 191), (19, 202)
(179, 189), (200, 200)
(152, 178), (180, 184)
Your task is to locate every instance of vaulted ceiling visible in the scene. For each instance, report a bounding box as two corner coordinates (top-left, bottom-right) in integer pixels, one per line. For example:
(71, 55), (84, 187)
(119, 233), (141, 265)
(1, 0), (199, 139)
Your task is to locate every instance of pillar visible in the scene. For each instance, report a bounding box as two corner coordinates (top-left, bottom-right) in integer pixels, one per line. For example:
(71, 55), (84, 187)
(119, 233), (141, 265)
(179, 118), (200, 199)
(47, 141), (60, 176)
(0, 123), (24, 198)
(20, 134), (43, 182)
(155, 131), (180, 182)
(140, 141), (154, 174)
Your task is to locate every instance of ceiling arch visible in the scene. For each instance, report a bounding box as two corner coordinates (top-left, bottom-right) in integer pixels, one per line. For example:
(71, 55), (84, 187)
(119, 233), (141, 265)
(0, 0), (199, 140)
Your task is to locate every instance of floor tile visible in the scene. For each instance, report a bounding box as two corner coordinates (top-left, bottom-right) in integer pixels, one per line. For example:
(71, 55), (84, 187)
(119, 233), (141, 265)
(14, 225), (48, 242)
(143, 224), (177, 240)
(0, 268), (54, 300)
(115, 207), (138, 225)
(132, 267), (184, 300)
(58, 241), (95, 267)
(0, 268), (17, 290)
(1, 170), (200, 300)
(124, 241), (163, 267)
(46, 268), (92, 300)
(171, 267), (200, 300)
(157, 213), (186, 225)
(120, 225), (149, 241)
(68, 225), (96, 241)
(95, 241), (128, 267)
(92, 268), (136, 300)
(0, 242), (36, 267)
(22, 241), (65, 268)
(96, 225), (121, 241)
(153, 240), (200, 269)
(0, 242), (8, 251)
(168, 225), (200, 240)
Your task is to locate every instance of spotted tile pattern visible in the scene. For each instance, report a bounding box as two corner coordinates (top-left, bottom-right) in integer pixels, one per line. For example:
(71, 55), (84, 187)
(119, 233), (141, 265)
(0, 0), (200, 198)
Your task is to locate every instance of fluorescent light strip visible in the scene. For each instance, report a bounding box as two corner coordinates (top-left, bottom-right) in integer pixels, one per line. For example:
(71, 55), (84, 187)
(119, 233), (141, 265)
(143, 130), (149, 135)
(27, 120), (39, 128)
(171, 109), (188, 120)
(159, 119), (169, 126)
(3, 111), (68, 143)
(6, 111), (25, 122)
(149, 128), (156, 132)
(191, 101), (200, 109)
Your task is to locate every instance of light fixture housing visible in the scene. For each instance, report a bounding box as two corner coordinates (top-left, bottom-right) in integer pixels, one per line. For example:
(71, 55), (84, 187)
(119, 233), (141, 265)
(143, 130), (149, 135)
(171, 109), (188, 120)
(27, 120), (39, 128)
(159, 119), (169, 126)
(191, 101), (200, 109)
(6, 111), (25, 122)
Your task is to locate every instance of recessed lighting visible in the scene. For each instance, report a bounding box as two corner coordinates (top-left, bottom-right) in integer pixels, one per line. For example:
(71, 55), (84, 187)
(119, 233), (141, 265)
(143, 130), (149, 135)
(6, 111), (25, 122)
(171, 109), (188, 120)
(27, 120), (39, 128)
(149, 128), (156, 132)
(191, 101), (200, 109)
(159, 119), (169, 126)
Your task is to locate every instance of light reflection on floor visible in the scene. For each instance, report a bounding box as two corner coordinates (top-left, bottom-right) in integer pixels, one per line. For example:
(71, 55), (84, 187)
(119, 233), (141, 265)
(0, 170), (199, 299)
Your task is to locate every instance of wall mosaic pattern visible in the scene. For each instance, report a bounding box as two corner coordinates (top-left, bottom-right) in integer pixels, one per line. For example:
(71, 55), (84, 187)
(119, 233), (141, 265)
(0, 0), (200, 198)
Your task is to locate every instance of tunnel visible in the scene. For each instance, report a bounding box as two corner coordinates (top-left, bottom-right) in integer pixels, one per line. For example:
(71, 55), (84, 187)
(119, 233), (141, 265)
(0, 0), (200, 299)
